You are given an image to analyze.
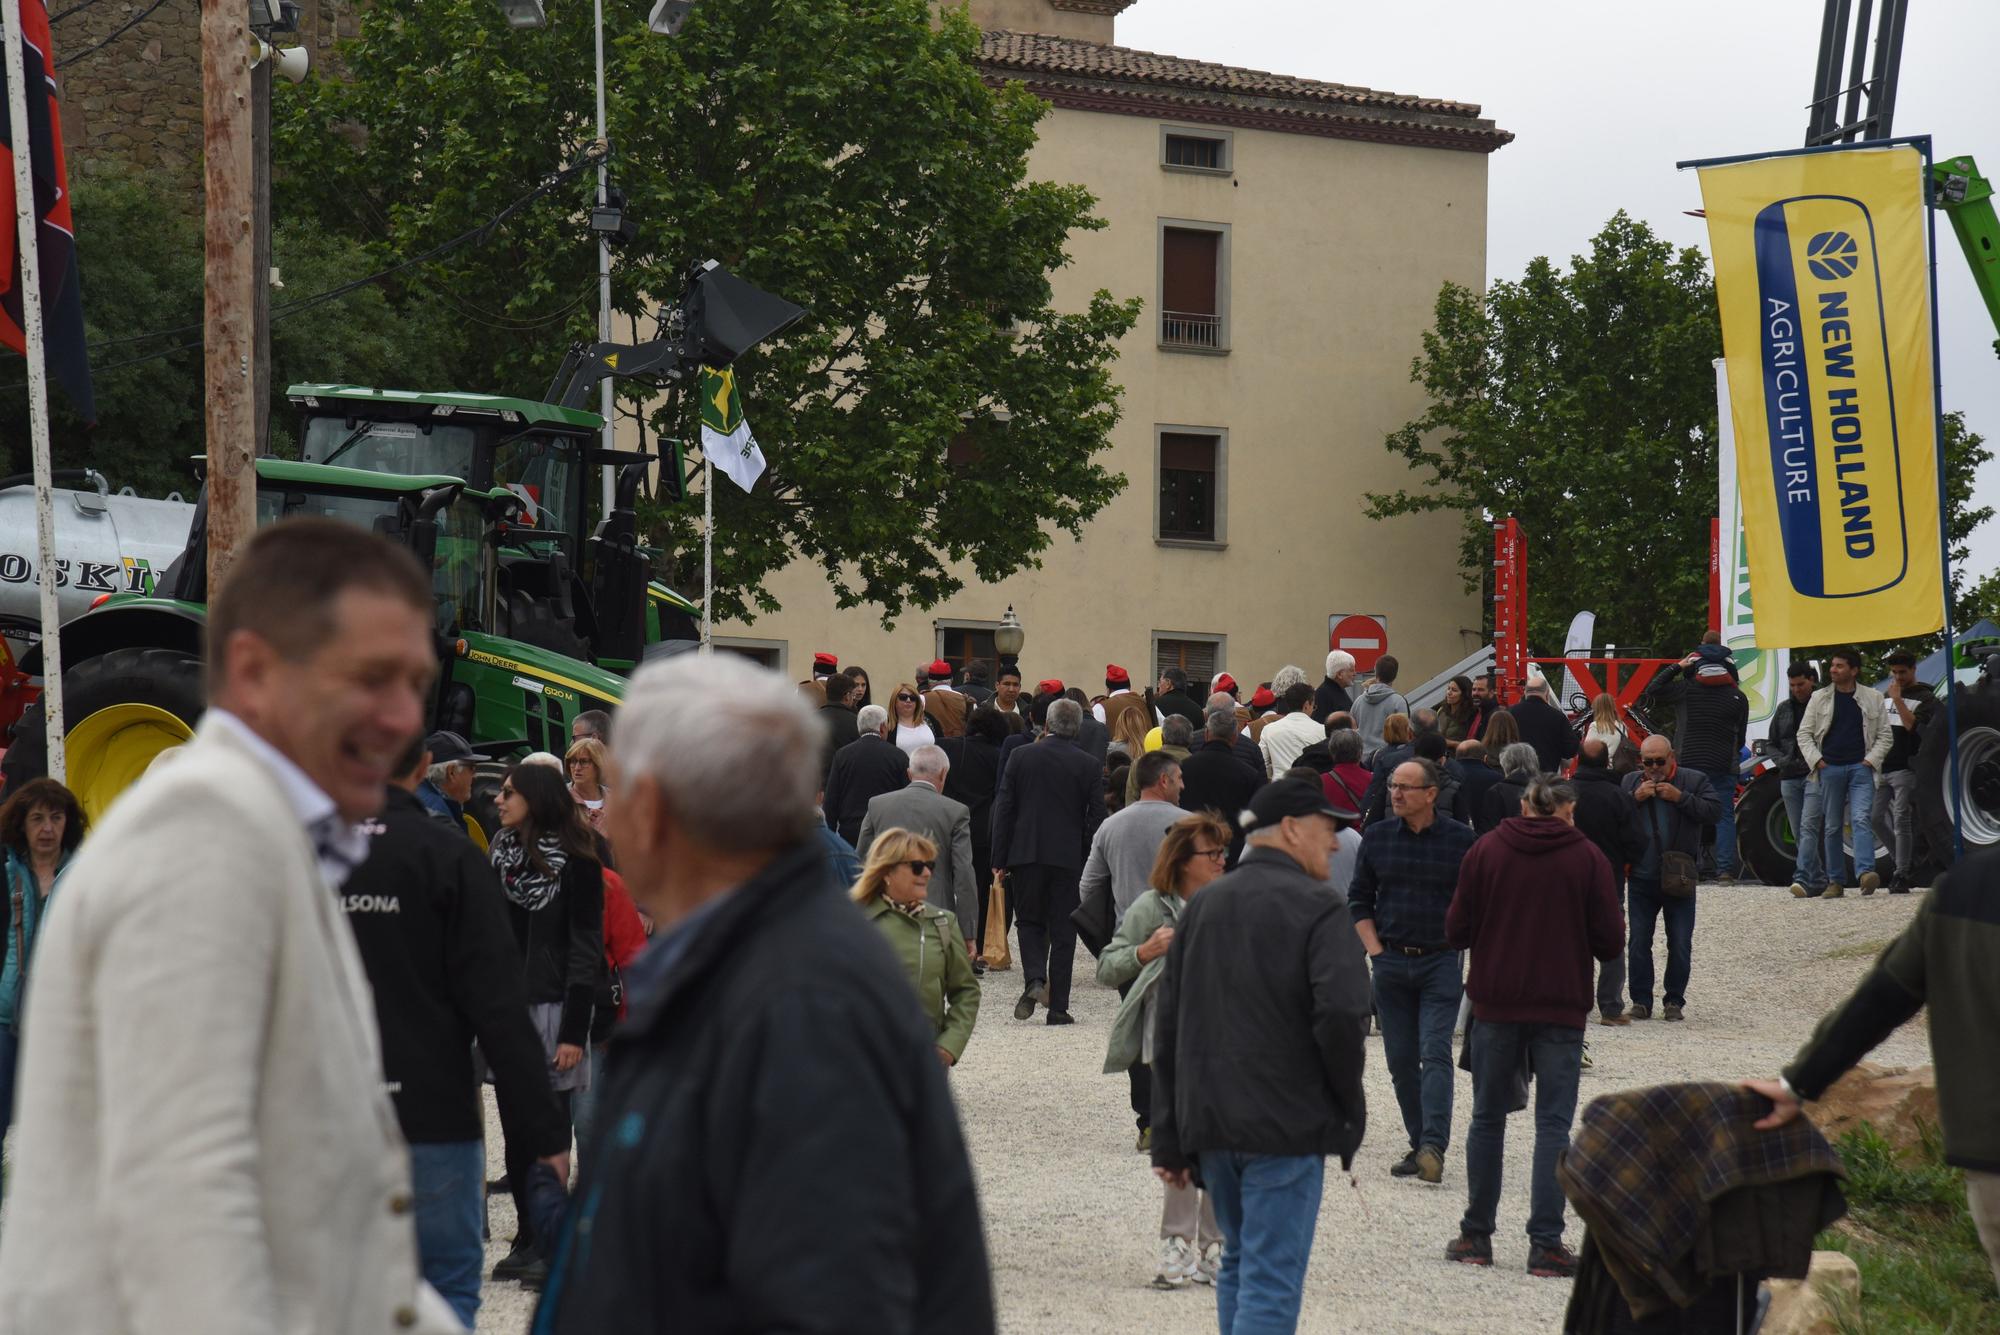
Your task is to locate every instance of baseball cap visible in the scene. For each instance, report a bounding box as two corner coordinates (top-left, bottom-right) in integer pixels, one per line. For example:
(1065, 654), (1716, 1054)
(1238, 777), (1348, 833)
(425, 730), (475, 765)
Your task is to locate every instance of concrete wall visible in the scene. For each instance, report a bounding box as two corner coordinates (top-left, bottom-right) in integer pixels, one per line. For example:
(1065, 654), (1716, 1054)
(710, 104), (1489, 691)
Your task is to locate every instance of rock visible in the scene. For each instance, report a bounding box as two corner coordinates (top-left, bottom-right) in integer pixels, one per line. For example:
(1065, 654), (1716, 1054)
(1805, 1061), (1939, 1156)
(1762, 1250), (1861, 1335)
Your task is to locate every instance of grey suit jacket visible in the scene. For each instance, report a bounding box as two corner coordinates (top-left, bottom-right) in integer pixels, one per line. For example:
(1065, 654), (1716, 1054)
(856, 781), (978, 940)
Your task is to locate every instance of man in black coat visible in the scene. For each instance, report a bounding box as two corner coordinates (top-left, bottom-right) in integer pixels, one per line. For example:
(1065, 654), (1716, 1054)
(1641, 653), (1750, 881)
(343, 737), (572, 1321)
(991, 699), (1108, 1025)
(1508, 675), (1578, 775)
(823, 705), (909, 845)
(1179, 706), (1264, 862)
(534, 654), (994, 1335)
(1455, 740), (1506, 834)
(1621, 735), (1722, 1021)
(817, 670), (861, 782)
(1152, 779), (1371, 1326)
(1569, 738), (1649, 1024)
(1064, 687), (1112, 768)
(1153, 667), (1205, 729)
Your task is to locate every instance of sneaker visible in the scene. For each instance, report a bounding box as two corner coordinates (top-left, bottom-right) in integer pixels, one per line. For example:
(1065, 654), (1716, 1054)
(1890, 875), (1913, 894)
(972, 958), (988, 976)
(1014, 986), (1041, 1021)
(1136, 1127), (1152, 1153)
(517, 1250), (550, 1290)
(1627, 1004), (1652, 1021)
(1045, 1010), (1074, 1026)
(1390, 1150), (1420, 1178)
(1415, 1145), (1444, 1184)
(1662, 1003), (1685, 1022)
(1788, 881), (1809, 898)
(1597, 1009), (1630, 1026)
(1716, 872), (1737, 885)
(491, 1239), (535, 1281)
(1194, 1241), (1222, 1285)
(1859, 871), (1882, 896)
(1822, 883), (1845, 899)
(1527, 1241), (1579, 1278)
(1153, 1236), (1196, 1289)
(1445, 1232), (1493, 1266)
(1580, 1041), (1594, 1071)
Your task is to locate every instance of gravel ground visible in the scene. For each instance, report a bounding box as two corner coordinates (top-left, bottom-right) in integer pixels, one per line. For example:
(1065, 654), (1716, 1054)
(472, 880), (1929, 1334)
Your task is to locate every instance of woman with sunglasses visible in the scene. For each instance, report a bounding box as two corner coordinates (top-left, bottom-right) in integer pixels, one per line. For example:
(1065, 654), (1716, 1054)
(488, 761), (604, 1285)
(887, 682), (937, 757)
(852, 828), (979, 1068)
(1098, 812), (1232, 1289)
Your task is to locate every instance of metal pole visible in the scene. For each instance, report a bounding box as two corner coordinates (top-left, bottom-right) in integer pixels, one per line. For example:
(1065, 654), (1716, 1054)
(701, 453), (713, 654)
(251, 45), (270, 458)
(595, 0), (614, 516)
(203, 0), (256, 592)
(4, 0), (63, 782)
(1920, 136), (1964, 858)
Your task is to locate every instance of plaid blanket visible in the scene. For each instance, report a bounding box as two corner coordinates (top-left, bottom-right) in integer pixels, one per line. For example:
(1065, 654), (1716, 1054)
(1557, 1082), (1845, 1317)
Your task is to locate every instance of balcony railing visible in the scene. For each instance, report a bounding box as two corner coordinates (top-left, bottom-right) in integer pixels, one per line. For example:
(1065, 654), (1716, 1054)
(1161, 310), (1221, 349)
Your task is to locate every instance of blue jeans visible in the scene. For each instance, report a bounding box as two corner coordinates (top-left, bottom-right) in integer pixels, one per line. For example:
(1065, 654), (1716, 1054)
(409, 1140), (485, 1328)
(1370, 950), (1462, 1153)
(1818, 762), (1876, 878)
(1627, 877), (1695, 1008)
(1701, 767), (1739, 874)
(1198, 1151), (1324, 1335)
(1782, 776), (1827, 889)
(1596, 872), (1627, 1015)
(1462, 1020), (1584, 1248)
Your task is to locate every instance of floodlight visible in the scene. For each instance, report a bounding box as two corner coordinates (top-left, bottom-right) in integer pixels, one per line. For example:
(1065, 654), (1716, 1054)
(496, 0), (549, 30)
(648, 0), (696, 36)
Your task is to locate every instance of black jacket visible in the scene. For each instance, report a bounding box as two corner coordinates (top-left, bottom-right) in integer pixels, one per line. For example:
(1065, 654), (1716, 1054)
(1643, 665), (1749, 773)
(1881, 681), (1937, 773)
(1314, 678), (1352, 723)
(1459, 760), (1507, 834)
(341, 787), (569, 1154)
(817, 703), (859, 783)
(1179, 739), (1262, 824)
(1568, 765), (1648, 878)
(991, 735), (1107, 871)
(1360, 743), (1413, 825)
(1509, 696), (1578, 774)
(1480, 777), (1528, 833)
(824, 734), (910, 846)
(533, 842), (994, 1334)
(1768, 695), (1811, 779)
(506, 848), (604, 1050)
(939, 733), (1003, 871)
(1150, 846), (1371, 1172)
(1077, 714), (1112, 768)
(1155, 690), (1205, 728)
(1622, 765), (1724, 868)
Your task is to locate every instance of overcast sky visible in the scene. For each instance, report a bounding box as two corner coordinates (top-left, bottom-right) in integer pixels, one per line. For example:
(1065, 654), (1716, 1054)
(1120, 0), (2000, 582)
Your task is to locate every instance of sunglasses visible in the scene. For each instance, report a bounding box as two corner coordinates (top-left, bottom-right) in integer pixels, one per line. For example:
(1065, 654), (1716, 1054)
(904, 860), (936, 874)
(897, 694), (919, 704)
(1640, 758), (1671, 768)
(499, 786), (517, 798)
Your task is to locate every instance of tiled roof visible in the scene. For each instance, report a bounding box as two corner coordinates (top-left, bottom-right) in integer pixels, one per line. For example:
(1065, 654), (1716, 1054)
(977, 31), (1512, 154)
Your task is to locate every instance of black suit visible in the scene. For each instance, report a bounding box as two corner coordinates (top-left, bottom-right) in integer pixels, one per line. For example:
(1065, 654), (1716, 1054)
(1155, 691), (1204, 729)
(991, 736), (1108, 1015)
(1509, 696), (1578, 774)
(817, 704), (858, 784)
(1076, 715), (1111, 768)
(823, 735), (909, 846)
(1458, 760), (1507, 833)
(940, 734), (1004, 948)
(1179, 739), (1262, 864)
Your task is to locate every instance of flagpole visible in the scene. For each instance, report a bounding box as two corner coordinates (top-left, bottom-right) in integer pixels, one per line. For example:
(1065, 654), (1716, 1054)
(1919, 135), (1965, 858)
(700, 451), (716, 655)
(4, 0), (64, 783)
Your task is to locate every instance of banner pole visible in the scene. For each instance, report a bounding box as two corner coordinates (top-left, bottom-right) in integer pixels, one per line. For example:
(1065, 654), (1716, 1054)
(701, 452), (713, 656)
(1919, 135), (1964, 859)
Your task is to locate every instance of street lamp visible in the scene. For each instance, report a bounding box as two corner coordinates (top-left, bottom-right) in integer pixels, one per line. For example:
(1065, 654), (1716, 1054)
(494, 0), (548, 29)
(994, 605), (1025, 672)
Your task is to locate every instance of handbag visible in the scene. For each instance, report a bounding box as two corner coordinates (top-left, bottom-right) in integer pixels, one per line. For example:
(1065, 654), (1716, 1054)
(1070, 874), (1115, 959)
(1661, 849), (1699, 899)
(982, 870), (1012, 970)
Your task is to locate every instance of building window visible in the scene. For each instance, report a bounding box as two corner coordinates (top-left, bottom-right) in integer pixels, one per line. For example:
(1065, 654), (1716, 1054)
(1161, 128), (1231, 175)
(1156, 426), (1226, 546)
(1154, 633), (1224, 686)
(935, 622), (1000, 680)
(1158, 220), (1229, 352)
(713, 637), (787, 675)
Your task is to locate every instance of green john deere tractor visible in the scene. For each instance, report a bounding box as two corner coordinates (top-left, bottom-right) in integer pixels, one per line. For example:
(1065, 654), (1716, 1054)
(2, 456), (629, 830)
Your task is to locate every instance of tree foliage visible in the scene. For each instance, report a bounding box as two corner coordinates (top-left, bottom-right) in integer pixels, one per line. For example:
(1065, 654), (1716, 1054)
(278, 0), (1139, 623)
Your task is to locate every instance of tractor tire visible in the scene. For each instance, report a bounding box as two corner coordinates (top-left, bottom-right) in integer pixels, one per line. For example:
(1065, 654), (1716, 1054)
(1735, 771), (1794, 887)
(1915, 681), (2000, 870)
(1, 648), (205, 822)
(469, 760), (510, 841)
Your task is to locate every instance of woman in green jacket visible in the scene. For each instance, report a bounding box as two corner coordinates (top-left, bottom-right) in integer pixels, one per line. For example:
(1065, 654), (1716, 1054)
(1098, 811), (1231, 1289)
(854, 828), (980, 1068)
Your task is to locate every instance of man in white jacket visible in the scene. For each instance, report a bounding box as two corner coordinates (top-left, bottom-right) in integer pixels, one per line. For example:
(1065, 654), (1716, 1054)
(0, 519), (464, 1335)
(1796, 648), (1895, 897)
(1258, 682), (1324, 776)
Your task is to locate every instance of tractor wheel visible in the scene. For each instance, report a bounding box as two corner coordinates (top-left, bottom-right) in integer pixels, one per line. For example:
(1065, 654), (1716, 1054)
(1915, 682), (2000, 870)
(1735, 771), (1795, 887)
(1, 648), (205, 825)
(469, 760), (510, 841)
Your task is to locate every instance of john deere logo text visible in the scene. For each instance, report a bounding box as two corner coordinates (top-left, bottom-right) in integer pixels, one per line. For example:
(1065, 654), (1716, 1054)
(1753, 195), (1907, 599)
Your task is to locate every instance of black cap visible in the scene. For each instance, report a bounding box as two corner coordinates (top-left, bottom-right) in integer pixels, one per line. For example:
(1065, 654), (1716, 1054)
(1239, 777), (1348, 833)
(425, 730), (475, 765)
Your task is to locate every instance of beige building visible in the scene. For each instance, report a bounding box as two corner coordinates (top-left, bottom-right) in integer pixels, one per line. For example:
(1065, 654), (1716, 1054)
(720, 0), (1513, 693)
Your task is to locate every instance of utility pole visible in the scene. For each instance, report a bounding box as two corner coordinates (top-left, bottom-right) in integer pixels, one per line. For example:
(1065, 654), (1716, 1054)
(204, 0), (257, 591)
(594, 0), (615, 514)
(3, 0), (63, 781)
(251, 40), (271, 457)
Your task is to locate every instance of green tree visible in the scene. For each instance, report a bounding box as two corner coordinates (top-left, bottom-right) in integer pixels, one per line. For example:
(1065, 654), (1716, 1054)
(276, 0), (1138, 623)
(1364, 212), (1722, 655)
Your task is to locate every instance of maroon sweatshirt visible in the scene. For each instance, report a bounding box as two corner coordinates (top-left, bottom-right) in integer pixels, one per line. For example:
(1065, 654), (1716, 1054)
(1445, 816), (1624, 1028)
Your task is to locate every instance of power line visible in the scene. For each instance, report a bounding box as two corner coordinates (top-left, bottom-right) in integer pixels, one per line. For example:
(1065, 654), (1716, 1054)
(54, 0), (168, 68)
(49, 0), (114, 21)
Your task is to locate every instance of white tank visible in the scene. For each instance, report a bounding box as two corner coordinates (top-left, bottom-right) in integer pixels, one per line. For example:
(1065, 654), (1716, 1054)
(0, 481), (195, 627)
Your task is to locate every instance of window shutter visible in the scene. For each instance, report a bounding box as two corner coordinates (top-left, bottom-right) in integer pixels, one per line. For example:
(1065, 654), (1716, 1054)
(1161, 229), (1219, 316)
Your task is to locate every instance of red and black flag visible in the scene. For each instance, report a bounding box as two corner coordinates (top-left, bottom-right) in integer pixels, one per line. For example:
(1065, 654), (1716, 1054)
(0, 0), (92, 422)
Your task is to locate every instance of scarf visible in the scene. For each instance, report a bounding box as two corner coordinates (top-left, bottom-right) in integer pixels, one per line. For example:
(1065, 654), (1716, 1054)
(887, 895), (925, 920)
(490, 826), (569, 912)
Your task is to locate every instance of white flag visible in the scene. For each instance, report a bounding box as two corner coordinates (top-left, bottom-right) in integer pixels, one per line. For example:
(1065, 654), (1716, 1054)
(700, 368), (765, 492)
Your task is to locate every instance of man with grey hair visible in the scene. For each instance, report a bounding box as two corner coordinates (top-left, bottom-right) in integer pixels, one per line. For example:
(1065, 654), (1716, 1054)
(992, 698), (1108, 1025)
(539, 654), (994, 1332)
(1208, 690), (1266, 775)
(1509, 673), (1578, 776)
(823, 703), (909, 846)
(1316, 649), (1357, 722)
(1181, 707), (1263, 860)
(856, 745), (978, 939)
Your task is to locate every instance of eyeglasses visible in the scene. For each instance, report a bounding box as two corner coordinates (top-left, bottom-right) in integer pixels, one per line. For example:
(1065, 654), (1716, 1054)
(904, 860), (936, 874)
(1387, 782), (1436, 794)
(498, 786), (516, 798)
(1639, 758), (1670, 768)
(1190, 847), (1227, 862)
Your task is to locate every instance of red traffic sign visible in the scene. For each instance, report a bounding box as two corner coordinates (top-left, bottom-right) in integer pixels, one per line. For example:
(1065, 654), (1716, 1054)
(1328, 614), (1388, 672)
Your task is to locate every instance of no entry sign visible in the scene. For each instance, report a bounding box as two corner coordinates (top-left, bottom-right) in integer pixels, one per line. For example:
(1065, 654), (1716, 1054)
(1328, 614), (1388, 672)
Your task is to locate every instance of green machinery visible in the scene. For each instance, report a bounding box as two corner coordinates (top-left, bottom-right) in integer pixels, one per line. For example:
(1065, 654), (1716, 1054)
(1932, 155), (2000, 356)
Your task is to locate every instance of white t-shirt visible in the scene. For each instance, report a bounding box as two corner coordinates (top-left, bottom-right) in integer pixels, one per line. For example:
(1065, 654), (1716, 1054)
(894, 721), (937, 756)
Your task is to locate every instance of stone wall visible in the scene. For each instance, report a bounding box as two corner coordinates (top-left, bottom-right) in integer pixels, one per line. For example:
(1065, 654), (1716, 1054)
(52, 0), (361, 184)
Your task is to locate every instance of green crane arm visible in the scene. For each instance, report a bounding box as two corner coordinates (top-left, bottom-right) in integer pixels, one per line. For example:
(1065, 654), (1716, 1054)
(1932, 155), (2000, 357)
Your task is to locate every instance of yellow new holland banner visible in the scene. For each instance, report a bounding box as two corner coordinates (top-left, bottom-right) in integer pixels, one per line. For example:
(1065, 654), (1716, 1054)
(1696, 145), (1942, 647)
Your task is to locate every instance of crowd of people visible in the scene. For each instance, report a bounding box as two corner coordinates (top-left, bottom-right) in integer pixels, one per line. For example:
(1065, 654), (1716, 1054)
(0, 517), (1989, 1335)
